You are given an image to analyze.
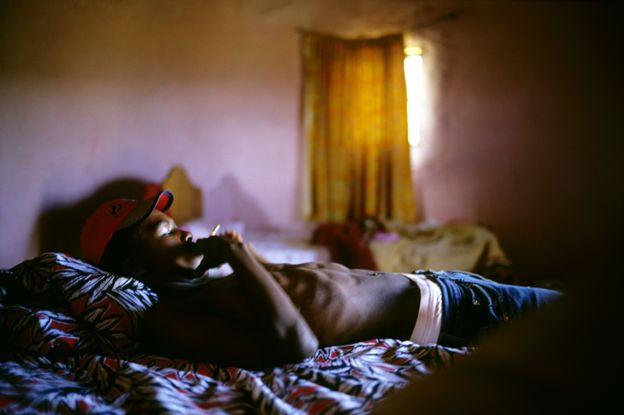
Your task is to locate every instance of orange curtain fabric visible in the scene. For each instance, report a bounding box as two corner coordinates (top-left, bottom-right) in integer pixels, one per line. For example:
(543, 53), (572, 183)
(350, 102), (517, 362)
(301, 32), (417, 223)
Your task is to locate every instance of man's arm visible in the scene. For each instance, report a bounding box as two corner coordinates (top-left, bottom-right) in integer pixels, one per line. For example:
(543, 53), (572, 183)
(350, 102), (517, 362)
(143, 235), (319, 368)
(207, 235), (318, 354)
(141, 301), (314, 368)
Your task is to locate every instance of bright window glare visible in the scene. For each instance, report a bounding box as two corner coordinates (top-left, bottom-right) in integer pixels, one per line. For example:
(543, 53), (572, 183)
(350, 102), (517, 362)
(404, 53), (424, 148)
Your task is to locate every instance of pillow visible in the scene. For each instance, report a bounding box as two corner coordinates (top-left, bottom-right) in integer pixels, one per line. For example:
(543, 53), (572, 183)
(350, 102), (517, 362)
(3, 252), (158, 355)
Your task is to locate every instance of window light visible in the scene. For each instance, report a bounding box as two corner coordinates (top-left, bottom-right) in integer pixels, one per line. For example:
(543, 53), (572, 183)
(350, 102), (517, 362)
(404, 46), (424, 149)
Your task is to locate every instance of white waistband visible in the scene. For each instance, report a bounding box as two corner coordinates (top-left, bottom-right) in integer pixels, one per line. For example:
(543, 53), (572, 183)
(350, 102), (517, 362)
(403, 273), (443, 344)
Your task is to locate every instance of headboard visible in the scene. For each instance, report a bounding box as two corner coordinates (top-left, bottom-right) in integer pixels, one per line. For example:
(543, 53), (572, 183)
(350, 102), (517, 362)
(161, 165), (203, 224)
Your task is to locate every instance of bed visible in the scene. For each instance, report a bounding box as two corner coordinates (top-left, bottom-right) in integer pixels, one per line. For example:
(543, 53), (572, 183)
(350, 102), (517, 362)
(162, 166), (512, 282)
(1, 252), (471, 414)
(0, 169), (524, 413)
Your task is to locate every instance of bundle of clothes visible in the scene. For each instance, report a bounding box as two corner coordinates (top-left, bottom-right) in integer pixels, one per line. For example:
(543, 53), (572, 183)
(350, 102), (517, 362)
(311, 218), (515, 284)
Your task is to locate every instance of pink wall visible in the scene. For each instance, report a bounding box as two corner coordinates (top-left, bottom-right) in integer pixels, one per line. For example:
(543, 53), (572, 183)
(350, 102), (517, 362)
(414, 2), (623, 283)
(0, 0), (308, 264)
(1, 1), (621, 284)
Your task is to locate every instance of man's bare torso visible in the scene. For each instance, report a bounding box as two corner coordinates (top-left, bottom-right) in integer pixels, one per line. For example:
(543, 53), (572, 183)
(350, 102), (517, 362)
(181, 262), (420, 346)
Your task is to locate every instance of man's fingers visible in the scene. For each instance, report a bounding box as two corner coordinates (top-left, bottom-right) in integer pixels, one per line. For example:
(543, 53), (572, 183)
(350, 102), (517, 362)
(223, 230), (243, 243)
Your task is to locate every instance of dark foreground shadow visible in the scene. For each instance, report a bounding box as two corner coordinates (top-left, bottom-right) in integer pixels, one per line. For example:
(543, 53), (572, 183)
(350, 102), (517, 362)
(371, 270), (619, 414)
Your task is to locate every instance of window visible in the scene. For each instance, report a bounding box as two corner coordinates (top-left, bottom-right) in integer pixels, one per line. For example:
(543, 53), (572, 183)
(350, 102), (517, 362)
(404, 46), (424, 166)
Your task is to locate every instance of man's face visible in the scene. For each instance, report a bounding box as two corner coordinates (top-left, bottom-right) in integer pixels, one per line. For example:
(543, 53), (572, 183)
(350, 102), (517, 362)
(130, 210), (202, 283)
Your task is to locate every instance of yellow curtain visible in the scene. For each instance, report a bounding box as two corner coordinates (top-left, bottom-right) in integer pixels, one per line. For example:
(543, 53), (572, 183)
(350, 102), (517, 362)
(302, 31), (417, 222)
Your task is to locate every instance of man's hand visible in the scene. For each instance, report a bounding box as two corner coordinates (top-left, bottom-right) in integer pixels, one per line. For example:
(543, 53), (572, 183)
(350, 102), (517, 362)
(222, 230), (244, 244)
(193, 236), (228, 276)
(220, 229), (269, 264)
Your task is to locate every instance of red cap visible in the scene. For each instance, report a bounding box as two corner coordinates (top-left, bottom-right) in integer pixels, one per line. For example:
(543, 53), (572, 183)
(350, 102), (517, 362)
(80, 190), (174, 265)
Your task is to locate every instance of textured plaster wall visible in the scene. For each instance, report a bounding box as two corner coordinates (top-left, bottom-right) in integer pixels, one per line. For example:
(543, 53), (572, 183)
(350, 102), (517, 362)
(1, 1), (622, 284)
(0, 0), (420, 265)
(413, 2), (623, 282)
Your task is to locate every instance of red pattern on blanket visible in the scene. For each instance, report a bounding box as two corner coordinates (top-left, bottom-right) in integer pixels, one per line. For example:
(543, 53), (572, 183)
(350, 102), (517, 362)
(0, 253), (471, 414)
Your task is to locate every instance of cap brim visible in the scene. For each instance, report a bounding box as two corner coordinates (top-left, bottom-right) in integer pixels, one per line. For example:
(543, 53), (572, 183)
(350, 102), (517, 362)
(118, 190), (174, 231)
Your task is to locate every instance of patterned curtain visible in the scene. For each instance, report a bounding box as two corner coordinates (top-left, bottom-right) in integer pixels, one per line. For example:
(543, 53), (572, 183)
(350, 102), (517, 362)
(301, 31), (417, 223)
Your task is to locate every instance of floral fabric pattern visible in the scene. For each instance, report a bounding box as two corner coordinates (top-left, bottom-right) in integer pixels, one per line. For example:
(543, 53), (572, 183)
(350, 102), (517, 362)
(1, 253), (470, 414)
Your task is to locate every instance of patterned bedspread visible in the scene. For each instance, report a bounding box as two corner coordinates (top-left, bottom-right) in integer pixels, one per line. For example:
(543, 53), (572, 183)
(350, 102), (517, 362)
(1, 253), (470, 414)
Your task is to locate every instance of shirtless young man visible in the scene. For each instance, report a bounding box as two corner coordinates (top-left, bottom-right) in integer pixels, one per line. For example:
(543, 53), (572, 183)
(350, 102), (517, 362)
(81, 190), (562, 369)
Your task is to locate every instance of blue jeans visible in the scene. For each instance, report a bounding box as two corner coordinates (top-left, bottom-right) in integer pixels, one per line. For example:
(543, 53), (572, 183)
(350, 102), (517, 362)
(415, 270), (563, 347)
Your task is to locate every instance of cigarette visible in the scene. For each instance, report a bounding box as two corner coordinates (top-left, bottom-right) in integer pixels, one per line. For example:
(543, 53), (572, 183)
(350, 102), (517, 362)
(210, 224), (221, 236)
